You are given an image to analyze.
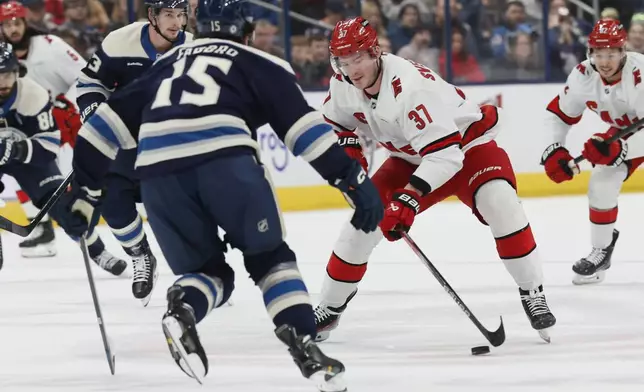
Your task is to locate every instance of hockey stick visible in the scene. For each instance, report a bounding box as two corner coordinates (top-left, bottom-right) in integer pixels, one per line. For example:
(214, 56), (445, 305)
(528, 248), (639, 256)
(80, 236), (116, 375)
(0, 171), (74, 237)
(570, 117), (644, 166)
(402, 232), (506, 347)
(0, 233), (3, 271)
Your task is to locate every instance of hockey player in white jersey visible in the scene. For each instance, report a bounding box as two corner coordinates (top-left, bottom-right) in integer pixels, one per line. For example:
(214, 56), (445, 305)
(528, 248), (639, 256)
(314, 17), (557, 343)
(0, 0), (127, 276)
(541, 19), (644, 285)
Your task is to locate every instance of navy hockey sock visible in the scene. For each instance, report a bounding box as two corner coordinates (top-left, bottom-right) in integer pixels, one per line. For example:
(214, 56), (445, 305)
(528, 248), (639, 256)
(259, 263), (316, 337)
(110, 214), (146, 250)
(174, 273), (225, 323)
(86, 231), (104, 259)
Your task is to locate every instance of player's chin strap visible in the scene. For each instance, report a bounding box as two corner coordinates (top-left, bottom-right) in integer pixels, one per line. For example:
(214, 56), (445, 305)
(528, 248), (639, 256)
(363, 56), (383, 90)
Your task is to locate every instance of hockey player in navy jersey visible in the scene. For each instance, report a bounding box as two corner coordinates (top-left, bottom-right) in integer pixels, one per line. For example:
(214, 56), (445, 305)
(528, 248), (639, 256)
(0, 43), (87, 249)
(58, 0), (383, 389)
(75, 0), (193, 305)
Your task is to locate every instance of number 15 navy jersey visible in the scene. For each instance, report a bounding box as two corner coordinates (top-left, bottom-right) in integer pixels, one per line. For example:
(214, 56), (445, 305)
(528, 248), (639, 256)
(74, 38), (337, 188)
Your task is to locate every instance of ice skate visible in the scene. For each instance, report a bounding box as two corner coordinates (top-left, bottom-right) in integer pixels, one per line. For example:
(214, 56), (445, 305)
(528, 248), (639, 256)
(519, 285), (556, 343)
(161, 285), (208, 384)
(92, 249), (128, 276)
(126, 240), (158, 306)
(19, 220), (56, 258)
(573, 229), (619, 285)
(275, 325), (347, 392)
(314, 289), (357, 342)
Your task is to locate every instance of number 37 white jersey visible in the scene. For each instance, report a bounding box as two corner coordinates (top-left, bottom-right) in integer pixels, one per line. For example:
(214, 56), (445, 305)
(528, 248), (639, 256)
(322, 53), (502, 192)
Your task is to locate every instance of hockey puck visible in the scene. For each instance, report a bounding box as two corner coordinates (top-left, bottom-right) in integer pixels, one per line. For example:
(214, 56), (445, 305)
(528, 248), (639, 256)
(471, 345), (490, 356)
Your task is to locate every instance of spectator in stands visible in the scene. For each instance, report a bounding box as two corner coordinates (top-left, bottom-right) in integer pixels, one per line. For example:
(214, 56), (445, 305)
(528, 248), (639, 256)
(439, 26), (485, 82)
(491, 31), (543, 80)
(380, 0), (431, 24)
(600, 7), (619, 21)
(490, 1), (535, 59)
(57, 0), (105, 57)
(429, 0), (478, 58)
(548, 0), (592, 37)
(248, 0), (279, 26)
(23, 0), (57, 31)
(397, 25), (439, 70)
(547, 6), (585, 80)
(627, 15), (644, 54)
(362, 0), (387, 37)
(387, 3), (421, 52)
(311, 0), (345, 34)
(291, 35), (311, 81)
(299, 32), (333, 89)
(251, 19), (284, 58)
(379, 35), (392, 52)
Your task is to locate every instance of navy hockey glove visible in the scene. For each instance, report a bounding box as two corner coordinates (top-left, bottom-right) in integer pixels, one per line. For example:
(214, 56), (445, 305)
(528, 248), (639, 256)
(0, 139), (28, 165)
(330, 160), (384, 233)
(56, 181), (102, 238)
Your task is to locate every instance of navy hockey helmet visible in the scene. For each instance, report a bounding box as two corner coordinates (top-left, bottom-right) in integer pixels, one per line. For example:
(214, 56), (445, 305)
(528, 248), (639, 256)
(145, 0), (189, 10)
(0, 42), (19, 74)
(195, 0), (254, 39)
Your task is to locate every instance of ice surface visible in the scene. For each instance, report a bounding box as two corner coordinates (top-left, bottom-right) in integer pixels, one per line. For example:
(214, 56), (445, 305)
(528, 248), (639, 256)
(1, 195), (644, 391)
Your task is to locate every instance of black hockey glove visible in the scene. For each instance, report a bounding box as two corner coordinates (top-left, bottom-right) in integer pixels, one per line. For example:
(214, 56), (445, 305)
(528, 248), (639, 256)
(0, 139), (28, 165)
(56, 180), (103, 238)
(330, 160), (384, 233)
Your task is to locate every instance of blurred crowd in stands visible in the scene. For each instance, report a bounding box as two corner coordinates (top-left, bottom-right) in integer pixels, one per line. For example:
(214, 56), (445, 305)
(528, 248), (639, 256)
(5, 0), (644, 89)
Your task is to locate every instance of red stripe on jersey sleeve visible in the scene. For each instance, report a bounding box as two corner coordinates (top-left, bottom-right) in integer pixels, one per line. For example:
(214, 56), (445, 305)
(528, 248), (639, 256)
(323, 115), (354, 132)
(546, 95), (582, 125)
(419, 131), (462, 157)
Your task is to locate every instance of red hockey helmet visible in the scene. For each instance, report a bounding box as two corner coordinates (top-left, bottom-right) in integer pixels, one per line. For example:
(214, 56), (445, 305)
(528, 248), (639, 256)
(329, 17), (379, 58)
(588, 19), (627, 49)
(0, 1), (27, 23)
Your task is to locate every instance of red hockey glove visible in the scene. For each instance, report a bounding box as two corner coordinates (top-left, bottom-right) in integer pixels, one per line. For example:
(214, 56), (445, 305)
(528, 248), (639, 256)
(337, 131), (368, 171)
(582, 132), (628, 167)
(380, 189), (420, 242)
(541, 143), (578, 183)
(52, 94), (82, 148)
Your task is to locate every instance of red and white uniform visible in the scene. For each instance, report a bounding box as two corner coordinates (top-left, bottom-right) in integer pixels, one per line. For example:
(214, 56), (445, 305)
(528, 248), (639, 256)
(545, 53), (644, 249)
(320, 53), (545, 306)
(19, 34), (85, 102)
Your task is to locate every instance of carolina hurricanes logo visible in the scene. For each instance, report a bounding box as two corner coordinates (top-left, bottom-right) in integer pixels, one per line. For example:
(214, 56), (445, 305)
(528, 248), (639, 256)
(388, 202), (399, 212)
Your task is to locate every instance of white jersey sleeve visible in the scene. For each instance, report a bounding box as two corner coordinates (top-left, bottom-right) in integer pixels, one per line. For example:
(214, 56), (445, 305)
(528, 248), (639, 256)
(401, 88), (464, 194)
(624, 67), (644, 160)
(322, 76), (363, 132)
(544, 63), (589, 145)
(49, 35), (85, 99)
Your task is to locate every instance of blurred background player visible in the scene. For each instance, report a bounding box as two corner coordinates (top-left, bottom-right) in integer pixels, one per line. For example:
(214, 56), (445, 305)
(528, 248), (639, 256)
(75, 0), (192, 305)
(315, 17), (556, 344)
(0, 42), (87, 252)
(0, 0), (126, 277)
(541, 19), (644, 285)
(57, 0), (384, 388)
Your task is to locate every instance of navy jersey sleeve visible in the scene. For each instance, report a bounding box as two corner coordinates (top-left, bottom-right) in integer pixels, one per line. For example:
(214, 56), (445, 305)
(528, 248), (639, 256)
(16, 102), (61, 166)
(76, 46), (118, 122)
(73, 75), (147, 189)
(245, 53), (353, 181)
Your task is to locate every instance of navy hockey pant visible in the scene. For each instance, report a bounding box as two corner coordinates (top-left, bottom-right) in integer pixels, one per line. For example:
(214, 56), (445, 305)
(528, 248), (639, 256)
(102, 149), (145, 249)
(1, 161), (64, 209)
(140, 152), (286, 277)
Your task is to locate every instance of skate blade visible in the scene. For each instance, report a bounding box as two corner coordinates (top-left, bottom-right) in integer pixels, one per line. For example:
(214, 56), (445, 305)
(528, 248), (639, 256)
(138, 267), (159, 307)
(162, 316), (206, 384)
(572, 270), (605, 285)
(310, 368), (347, 392)
(538, 328), (551, 343)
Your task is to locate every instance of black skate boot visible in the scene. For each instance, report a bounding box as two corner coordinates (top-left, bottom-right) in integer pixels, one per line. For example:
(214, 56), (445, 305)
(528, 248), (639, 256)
(91, 248), (128, 276)
(519, 285), (556, 343)
(19, 220), (56, 258)
(275, 325), (347, 392)
(313, 289), (357, 342)
(126, 238), (158, 306)
(572, 229), (619, 285)
(161, 285), (208, 384)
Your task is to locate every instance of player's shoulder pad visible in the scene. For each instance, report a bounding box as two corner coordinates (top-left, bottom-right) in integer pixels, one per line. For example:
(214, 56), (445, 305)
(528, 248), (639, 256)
(624, 52), (644, 89)
(13, 78), (50, 116)
(101, 21), (149, 58)
(383, 54), (433, 101)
